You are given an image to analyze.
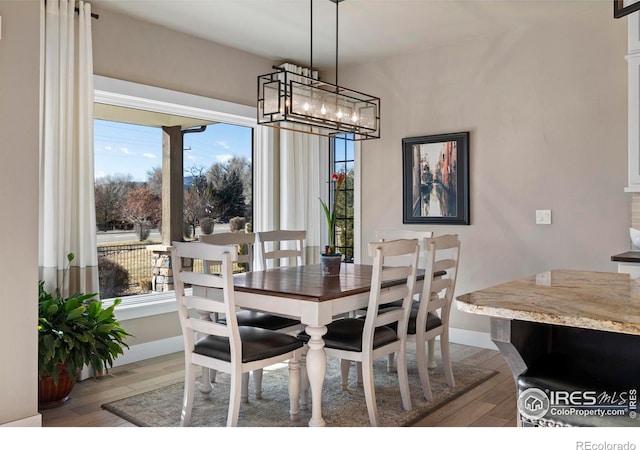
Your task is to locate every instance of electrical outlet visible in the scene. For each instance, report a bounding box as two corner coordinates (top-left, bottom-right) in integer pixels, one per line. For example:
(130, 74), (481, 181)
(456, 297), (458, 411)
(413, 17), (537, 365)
(536, 210), (552, 225)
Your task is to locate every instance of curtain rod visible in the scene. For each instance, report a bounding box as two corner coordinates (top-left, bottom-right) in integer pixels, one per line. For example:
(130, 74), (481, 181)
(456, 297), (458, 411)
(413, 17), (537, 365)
(75, 7), (99, 19)
(43, 1), (100, 19)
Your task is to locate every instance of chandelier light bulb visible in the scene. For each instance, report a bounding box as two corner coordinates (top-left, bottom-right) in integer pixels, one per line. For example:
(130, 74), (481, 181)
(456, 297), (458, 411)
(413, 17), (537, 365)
(351, 112), (358, 122)
(303, 102), (310, 112)
(280, 98), (291, 114)
(320, 104), (327, 115)
(336, 109), (344, 120)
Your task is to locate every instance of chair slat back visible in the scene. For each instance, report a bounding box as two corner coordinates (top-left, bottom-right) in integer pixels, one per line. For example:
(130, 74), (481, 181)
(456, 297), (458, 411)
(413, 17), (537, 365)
(257, 230), (306, 270)
(200, 232), (255, 272)
(171, 241), (240, 357)
(419, 235), (460, 323)
(364, 239), (419, 345)
(375, 230), (433, 269)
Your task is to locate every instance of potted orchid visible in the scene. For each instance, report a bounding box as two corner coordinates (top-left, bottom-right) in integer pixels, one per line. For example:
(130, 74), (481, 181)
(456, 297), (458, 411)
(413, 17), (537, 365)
(319, 172), (345, 275)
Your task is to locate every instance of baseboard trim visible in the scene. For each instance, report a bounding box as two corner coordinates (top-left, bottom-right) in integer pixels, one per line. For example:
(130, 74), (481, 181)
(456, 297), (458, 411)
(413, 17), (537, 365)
(79, 336), (184, 380)
(1, 414), (42, 427)
(112, 335), (184, 367)
(449, 327), (497, 350)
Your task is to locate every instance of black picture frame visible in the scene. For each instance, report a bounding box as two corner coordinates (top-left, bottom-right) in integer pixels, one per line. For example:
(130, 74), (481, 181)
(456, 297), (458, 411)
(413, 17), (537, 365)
(614, 0), (640, 18)
(402, 131), (470, 225)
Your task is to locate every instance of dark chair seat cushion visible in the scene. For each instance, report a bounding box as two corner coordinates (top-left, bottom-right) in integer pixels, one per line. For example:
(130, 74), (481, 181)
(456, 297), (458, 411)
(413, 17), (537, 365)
(297, 318), (398, 352)
(218, 310), (301, 331)
(386, 309), (441, 335)
(194, 326), (303, 363)
(407, 310), (442, 335)
(377, 299), (419, 311)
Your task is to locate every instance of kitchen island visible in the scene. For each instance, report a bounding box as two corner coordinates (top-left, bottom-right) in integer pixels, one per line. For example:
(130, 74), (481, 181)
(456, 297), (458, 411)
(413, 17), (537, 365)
(457, 270), (640, 427)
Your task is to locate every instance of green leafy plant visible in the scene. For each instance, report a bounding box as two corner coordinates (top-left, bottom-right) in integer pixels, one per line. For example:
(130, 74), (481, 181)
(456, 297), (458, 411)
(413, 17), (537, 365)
(38, 253), (131, 384)
(319, 172), (345, 255)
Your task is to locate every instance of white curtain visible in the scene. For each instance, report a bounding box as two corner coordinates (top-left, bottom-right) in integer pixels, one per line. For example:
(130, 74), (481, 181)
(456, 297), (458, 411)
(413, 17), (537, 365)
(279, 128), (328, 265)
(39, 0), (98, 297)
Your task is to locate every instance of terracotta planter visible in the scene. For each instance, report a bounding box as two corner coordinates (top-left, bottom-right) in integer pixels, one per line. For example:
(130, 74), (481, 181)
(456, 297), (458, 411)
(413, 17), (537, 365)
(38, 362), (75, 409)
(320, 254), (342, 276)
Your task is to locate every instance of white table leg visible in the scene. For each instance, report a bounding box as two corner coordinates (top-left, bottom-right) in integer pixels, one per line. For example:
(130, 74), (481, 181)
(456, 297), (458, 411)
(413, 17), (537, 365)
(300, 348), (309, 410)
(304, 324), (328, 427)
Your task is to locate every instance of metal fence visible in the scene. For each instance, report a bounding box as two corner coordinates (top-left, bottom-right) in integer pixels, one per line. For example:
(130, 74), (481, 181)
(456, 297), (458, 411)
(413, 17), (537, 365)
(96, 240), (251, 299)
(97, 242), (160, 297)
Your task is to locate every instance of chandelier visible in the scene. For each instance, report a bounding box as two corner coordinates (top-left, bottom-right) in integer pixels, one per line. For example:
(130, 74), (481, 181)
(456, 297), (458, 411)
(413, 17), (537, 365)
(257, 0), (380, 141)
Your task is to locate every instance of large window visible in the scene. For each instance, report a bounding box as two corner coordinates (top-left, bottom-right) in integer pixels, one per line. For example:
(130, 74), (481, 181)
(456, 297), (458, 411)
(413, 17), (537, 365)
(94, 109), (253, 300)
(182, 123), (253, 239)
(331, 135), (355, 263)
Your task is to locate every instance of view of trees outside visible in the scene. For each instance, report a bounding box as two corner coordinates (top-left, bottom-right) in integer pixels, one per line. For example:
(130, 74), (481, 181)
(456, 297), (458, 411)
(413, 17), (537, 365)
(182, 157), (251, 237)
(94, 118), (253, 298)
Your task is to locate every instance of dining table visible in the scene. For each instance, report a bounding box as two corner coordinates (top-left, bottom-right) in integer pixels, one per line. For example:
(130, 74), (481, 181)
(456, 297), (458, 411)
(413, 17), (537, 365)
(224, 262), (425, 427)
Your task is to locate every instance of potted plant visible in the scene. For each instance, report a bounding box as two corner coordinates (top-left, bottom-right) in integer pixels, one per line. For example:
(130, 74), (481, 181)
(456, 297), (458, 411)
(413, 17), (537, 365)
(319, 172), (345, 276)
(38, 253), (131, 408)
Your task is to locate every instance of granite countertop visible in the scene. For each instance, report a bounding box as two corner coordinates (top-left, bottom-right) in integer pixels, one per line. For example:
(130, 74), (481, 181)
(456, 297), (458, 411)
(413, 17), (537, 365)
(456, 270), (640, 335)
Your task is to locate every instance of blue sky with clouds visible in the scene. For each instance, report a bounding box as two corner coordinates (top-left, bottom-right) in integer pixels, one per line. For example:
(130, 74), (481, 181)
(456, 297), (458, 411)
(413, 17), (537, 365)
(94, 120), (252, 182)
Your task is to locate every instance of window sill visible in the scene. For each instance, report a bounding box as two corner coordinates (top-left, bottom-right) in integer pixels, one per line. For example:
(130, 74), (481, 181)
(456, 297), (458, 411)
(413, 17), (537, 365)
(102, 290), (188, 321)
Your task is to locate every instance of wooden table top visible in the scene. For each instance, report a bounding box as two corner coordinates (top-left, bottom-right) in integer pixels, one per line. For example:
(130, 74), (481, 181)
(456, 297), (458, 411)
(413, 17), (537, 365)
(233, 264), (429, 303)
(233, 264), (376, 302)
(456, 269), (640, 335)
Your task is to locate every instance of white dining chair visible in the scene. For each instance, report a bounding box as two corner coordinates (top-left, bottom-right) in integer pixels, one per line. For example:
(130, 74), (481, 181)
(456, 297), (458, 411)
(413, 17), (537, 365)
(405, 234), (460, 401)
(298, 238), (420, 426)
(372, 230), (434, 373)
(375, 229), (434, 270)
(198, 232), (301, 402)
(256, 230), (306, 270)
(199, 231), (256, 272)
(171, 241), (303, 427)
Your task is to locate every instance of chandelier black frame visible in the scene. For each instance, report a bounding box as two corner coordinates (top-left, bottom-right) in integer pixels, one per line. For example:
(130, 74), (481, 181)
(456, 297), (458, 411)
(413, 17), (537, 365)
(257, 0), (380, 141)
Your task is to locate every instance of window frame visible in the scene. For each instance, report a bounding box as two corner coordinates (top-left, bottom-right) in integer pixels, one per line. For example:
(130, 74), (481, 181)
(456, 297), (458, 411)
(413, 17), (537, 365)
(329, 135), (361, 264)
(94, 76), (263, 319)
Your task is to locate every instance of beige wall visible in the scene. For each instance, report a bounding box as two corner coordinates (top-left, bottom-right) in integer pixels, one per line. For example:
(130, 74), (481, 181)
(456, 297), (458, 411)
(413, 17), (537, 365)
(342, 2), (630, 336)
(0, 1), (41, 426)
(91, 5), (274, 107)
(119, 312), (182, 347)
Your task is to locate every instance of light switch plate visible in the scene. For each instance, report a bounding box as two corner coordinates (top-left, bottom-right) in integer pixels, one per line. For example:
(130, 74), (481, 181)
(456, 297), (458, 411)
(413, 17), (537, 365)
(536, 210), (552, 225)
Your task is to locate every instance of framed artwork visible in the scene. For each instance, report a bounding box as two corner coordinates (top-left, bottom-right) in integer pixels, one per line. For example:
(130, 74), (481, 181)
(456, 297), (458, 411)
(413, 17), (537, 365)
(402, 131), (470, 225)
(614, 0), (640, 18)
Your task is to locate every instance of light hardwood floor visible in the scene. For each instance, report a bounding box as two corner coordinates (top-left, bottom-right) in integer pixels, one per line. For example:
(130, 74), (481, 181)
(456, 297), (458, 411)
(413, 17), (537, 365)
(40, 343), (517, 427)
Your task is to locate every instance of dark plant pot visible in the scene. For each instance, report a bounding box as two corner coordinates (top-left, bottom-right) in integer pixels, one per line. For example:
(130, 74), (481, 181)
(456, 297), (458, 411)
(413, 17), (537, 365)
(38, 362), (75, 409)
(320, 254), (342, 276)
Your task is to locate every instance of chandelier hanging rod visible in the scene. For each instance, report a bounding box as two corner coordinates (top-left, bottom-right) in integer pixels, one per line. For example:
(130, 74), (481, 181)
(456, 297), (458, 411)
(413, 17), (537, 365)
(334, 0), (339, 88)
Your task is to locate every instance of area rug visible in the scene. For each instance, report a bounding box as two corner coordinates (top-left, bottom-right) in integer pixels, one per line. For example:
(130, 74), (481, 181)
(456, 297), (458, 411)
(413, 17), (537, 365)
(102, 345), (497, 427)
